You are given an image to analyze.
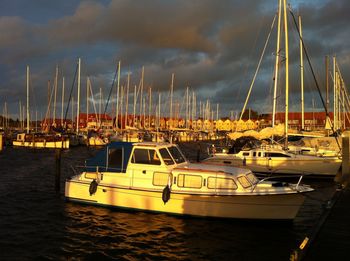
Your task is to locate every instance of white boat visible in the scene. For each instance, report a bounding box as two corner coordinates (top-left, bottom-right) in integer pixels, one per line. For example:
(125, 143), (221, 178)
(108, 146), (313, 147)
(88, 136), (108, 146)
(203, 144), (341, 176)
(12, 133), (69, 149)
(65, 142), (313, 220)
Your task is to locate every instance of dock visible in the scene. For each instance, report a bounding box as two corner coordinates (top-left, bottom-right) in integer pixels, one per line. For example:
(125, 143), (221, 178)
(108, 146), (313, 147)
(292, 186), (350, 260)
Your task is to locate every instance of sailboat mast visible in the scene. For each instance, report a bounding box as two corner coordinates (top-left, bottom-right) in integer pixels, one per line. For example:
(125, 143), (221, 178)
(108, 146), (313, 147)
(133, 85), (136, 128)
(272, 0), (282, 128)
(99, 87), (102, 126)
(86, 77), (89, 127)
(116, 60), (121, 129)
(148, 87), (152, 129)
(325, 56), (329, 113)
(283, 0), (289, 147)
(139, 66), (144, 128)
(61, 77), (65, 126)
(26, 65), (30, 134)
(170, 73), (174, 129)
(299, 15), (305, 130)
(333, 56), (337, 130)
(125, 72), (130, 128)
(53, 65), (58, 126)
(76, 58), (81, 133)
(19, 101), (22, 130)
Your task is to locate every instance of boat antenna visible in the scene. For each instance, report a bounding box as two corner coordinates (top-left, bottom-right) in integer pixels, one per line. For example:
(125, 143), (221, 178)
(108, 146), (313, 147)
(288, 6), (341, 150)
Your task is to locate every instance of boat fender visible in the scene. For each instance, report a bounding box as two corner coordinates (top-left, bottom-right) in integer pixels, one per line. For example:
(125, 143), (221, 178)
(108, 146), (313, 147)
(89, 179), (98, 196)
(162, 185), (171, 204)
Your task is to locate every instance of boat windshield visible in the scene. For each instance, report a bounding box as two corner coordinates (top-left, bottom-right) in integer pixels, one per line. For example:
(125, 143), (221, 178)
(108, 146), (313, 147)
(168, 146), (186, 164)
(246, 173), (258, 185)
(159, 146), (187, 165)
(159, 148), (175, 165)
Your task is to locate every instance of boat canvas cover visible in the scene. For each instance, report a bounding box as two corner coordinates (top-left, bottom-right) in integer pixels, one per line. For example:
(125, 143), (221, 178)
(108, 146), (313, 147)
(85, 142), (133, 173)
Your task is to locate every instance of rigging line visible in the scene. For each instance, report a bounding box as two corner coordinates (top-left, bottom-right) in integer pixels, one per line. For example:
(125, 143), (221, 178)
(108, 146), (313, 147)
(288, 7), (341, 150)
(103, 62), (119, 116)
(234, 12), (267, 109)
(42, 81), (55, 131)
(239, 14), (277, 120)
(63, 61), (78, 126)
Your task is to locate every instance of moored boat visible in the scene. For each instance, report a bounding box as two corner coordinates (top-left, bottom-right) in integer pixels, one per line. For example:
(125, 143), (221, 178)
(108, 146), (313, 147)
(203, 144), (341, 176)
(12, 133), (69, 149)
(65, 141), (313, 220)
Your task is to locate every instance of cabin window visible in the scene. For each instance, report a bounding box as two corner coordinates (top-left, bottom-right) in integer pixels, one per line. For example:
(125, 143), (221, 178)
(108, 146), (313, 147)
(237, 176), (252, 188)
(207, 177), (237, 190)
(177, 174), (202, 189)
(242, 152), (250, 156)
(168, 146), (186, 164)
(131, 149), (161, 165)
(253, 152), (257, 157)
(108, 148), (123, 170)
(159, 148), (175, 165)
(246, 173), (258, 185)
(265, 152), (291, 158)
(152, 172), (170, 186)
(258, 152), (262, 157)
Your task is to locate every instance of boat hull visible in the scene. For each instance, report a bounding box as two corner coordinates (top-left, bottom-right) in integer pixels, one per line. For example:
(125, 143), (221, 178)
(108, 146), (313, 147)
(65, 180), (305, 220)
(204, 156), (341, 176)
(13, 140), (69, 149)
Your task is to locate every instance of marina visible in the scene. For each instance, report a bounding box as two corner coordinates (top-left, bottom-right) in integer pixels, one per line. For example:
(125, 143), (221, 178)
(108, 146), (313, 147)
(0, 0), (350, 260)
(0, 140), (348, 260)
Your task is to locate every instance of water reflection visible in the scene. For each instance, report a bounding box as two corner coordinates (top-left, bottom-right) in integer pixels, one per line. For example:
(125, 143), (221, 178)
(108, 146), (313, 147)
(62, 201), (305, 260)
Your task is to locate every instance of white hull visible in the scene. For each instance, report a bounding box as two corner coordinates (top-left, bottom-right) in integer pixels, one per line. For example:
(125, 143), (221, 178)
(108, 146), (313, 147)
(204, 154), (341, 176)
(13, 139), (69, 149)
(65, 179), (305, 220)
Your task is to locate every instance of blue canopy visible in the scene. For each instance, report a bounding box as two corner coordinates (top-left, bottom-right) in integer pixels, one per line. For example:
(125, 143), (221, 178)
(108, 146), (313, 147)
(85, 142), (134, 173)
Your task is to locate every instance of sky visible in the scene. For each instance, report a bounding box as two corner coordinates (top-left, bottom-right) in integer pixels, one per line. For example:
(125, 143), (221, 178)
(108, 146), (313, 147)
(0, 0), (349, 120)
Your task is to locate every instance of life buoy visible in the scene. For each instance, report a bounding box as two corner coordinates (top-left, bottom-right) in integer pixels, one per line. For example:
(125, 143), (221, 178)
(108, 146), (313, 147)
(89, 179), (98, 196)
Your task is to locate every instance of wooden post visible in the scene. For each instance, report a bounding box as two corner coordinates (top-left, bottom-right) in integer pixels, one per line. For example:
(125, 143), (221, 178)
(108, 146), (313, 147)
(341, 131), (350, 187)
(0, 134), (3, 152)
(196, 143), (201, 162)
(55, 149), (62, 192)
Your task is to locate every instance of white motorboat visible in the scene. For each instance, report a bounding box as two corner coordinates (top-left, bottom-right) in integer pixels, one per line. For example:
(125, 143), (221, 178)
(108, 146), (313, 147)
(65, 141), (313, 220)
(203, 144), (341, 176)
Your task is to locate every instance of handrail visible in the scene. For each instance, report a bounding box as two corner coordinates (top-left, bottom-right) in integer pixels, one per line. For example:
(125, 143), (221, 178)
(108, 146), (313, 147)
(251, 173), (308, 192)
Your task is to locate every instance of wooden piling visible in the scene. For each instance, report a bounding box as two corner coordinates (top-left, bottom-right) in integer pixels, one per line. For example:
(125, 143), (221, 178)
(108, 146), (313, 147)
(196, 143), (201, 162)
(341, 131), (350, 187)
(55, 149), (62, 192)
(0, 134), (3, 152)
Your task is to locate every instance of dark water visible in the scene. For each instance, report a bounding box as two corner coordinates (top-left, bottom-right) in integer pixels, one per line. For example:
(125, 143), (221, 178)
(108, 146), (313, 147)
(0, 144), (337, 260)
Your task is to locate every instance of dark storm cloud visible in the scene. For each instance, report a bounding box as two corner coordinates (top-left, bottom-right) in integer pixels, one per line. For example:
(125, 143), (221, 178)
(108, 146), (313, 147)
(0, 0), (349, 118)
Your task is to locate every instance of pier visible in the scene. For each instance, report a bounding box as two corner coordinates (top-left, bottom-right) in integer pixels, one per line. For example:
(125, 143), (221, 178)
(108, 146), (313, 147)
(291, 131), (350, 260)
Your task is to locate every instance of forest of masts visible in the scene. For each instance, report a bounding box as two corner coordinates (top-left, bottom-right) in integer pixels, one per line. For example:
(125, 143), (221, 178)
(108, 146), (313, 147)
(0, 59), (228, 133)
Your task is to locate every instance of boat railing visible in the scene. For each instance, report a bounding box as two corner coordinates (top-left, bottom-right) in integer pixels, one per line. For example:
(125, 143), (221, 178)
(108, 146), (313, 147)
(72, 164), (127, 174)
(251, 174), (306, 192)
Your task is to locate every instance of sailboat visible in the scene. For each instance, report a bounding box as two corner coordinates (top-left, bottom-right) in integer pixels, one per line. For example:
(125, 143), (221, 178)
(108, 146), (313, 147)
(203, 0), (342, 176)
(13, 66), (70, 149)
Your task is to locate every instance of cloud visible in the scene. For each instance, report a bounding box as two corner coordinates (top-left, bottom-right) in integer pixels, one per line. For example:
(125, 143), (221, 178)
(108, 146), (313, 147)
(0, 0), (349, 118)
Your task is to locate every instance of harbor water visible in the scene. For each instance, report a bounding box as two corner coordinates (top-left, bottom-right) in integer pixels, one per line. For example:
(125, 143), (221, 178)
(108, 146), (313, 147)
(0, 143), (337, 260)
